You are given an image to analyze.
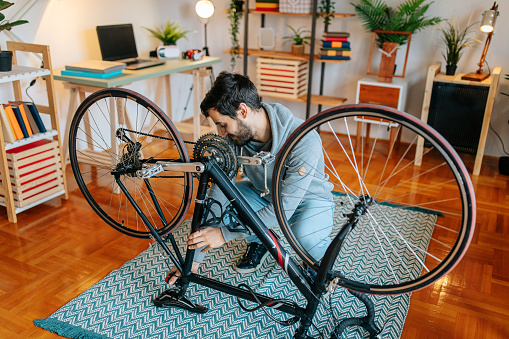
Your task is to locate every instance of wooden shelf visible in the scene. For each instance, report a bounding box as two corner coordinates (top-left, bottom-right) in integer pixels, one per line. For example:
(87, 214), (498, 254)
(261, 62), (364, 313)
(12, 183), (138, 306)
(224, 48), (348, 64)
(225, 9), (355, 17)
(0, 42), (68, 223)
(260, 93), (346, 107)
(5, 130), (59, 151)
(0, 65), (50, 84)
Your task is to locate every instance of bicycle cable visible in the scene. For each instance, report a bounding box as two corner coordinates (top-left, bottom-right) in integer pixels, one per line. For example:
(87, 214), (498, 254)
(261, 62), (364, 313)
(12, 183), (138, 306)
(236, 283), (300, 326)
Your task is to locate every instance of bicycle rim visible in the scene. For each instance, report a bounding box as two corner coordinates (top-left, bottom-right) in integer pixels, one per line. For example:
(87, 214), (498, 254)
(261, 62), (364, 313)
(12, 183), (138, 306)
(273, 104), (475, 294)
(69, 88), (193, 238)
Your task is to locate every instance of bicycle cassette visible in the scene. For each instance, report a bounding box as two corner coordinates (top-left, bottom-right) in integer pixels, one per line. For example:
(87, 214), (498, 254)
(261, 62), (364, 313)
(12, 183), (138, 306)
(193, 134), (238, 180)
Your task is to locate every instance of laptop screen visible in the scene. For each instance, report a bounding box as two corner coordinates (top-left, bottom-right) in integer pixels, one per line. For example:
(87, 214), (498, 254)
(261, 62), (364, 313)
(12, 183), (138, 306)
(96, 24), (139, 61)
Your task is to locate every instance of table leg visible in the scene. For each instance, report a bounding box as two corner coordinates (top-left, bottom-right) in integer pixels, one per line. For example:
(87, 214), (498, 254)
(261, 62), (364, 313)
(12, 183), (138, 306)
(62, 87), (79, 164)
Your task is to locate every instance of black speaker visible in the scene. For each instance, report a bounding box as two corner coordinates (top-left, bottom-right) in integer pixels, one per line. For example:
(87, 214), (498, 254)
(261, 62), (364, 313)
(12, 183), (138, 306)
(499, 156), (509, 176)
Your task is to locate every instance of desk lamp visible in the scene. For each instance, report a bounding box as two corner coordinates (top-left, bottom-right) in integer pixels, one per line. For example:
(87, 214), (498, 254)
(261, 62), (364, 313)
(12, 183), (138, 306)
(195, 0), (215, 57)
(461, 2), (499, 81)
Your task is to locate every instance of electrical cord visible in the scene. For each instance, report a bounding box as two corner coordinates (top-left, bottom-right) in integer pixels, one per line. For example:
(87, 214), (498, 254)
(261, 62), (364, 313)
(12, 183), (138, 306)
(489, 121), (509, 156)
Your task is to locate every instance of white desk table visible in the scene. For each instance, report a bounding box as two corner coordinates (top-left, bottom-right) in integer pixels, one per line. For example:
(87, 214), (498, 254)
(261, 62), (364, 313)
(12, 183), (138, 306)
(55, 56), (221, 160)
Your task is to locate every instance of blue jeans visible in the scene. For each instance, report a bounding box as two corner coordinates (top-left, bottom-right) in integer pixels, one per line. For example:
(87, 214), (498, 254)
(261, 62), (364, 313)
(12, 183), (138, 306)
(235, 180), (333, 260)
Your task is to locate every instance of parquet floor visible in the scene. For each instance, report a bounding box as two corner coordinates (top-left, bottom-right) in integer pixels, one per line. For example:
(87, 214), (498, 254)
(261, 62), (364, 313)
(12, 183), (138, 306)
(0, 152), (508, 338)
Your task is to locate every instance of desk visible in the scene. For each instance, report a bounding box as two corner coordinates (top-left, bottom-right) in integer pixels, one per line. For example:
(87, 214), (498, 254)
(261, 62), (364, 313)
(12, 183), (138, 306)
(415, 63), (501, 176)
(55, 56), (221, 160)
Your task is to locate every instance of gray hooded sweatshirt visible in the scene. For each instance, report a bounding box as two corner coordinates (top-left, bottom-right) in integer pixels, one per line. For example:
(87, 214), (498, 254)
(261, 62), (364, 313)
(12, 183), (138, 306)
(194, 102), (333, 262)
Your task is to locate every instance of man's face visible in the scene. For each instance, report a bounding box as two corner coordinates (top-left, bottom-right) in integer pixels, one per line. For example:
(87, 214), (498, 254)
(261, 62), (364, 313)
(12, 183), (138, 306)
(208, 108), (254, 147)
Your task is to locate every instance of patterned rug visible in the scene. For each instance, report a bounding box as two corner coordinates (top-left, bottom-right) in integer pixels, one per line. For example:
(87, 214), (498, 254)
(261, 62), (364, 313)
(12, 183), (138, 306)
(34, 194), (438, 339)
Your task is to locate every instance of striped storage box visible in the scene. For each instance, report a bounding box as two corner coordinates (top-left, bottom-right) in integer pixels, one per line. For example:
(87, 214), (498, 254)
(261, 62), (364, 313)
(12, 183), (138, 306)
(279, 0), (312, 13)
(0, 139), (65, 208)
(256, 57), (308, 99)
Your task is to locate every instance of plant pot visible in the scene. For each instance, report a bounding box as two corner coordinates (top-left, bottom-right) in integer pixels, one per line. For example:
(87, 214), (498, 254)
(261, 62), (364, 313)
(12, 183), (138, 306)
(445, 65), (457, 76)
(234, 0), (244, 12)
(291, 44), (304, 56)
(0, 51), (13, 72)
(378, 42), (398, 83)
(156, 45), (180, 59)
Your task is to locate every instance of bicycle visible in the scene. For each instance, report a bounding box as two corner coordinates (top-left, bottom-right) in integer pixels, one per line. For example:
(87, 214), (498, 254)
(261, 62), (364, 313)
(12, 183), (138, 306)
(68, 88), (475, 338)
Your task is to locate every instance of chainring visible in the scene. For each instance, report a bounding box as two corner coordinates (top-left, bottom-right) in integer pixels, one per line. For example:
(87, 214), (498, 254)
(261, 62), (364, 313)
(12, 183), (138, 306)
(193, 134), (238, 181)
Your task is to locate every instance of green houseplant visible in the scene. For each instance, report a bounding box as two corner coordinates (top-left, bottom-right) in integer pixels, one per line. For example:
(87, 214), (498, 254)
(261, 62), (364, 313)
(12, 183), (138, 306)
(438, 21), (479, 76)
(351, 0), (442, 47)
(144, 18), (192, 59)
(144, 18), (191, 46)
(351, 0), (442, 82)
(283, 25), (311, 56)
(228, 0), (243, 69)
(319, 0), (336, 28)
(0, 0), (28, 71)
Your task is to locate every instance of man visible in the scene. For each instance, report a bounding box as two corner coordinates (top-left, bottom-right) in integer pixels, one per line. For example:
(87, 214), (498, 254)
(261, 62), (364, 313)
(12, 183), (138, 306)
(167, 71), (334, 285)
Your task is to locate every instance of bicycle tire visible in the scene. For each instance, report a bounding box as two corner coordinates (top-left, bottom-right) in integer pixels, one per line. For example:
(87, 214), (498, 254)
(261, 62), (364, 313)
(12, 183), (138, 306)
(272, 104), (475, 295)
(69, 88), (193, 238)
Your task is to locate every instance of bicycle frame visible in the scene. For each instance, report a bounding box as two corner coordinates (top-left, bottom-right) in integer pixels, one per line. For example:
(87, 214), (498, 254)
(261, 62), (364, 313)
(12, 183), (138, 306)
(114, 156), (345, 338)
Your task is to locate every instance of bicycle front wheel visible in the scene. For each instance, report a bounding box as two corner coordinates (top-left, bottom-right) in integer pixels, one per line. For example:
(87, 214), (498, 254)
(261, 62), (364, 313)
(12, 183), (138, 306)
(272, 104), (475, 295)
(69, 88), (193, 238)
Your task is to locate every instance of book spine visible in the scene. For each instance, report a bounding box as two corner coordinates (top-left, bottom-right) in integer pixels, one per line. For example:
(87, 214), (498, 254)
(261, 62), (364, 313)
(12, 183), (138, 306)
(318, 55), (351, 60)
(320, 47), (351, 51)
(60, 69), (122, 79)
(323, 37), (348, 42)
(0, 104), (16, 143)
(16, 103), (34, 136)
(23, 102), (40, 134)
(320, 50), (351, 57)
(26, 103), (47, 133)
(11, 105), (29, 138)
(3, 104), (24, 139)
(322, 41), (350, 48)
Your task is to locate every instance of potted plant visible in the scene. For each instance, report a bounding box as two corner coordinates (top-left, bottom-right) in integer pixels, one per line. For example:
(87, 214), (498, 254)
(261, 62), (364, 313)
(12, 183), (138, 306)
(283, 25), (311, 56)
(228, 0), (243, 69)
(144, 18), (192, 59)
(351, 0), (442, 81)
(319, 0), (336, 29)
(0, 1), (28, 72)
(438, 21), (479, 76)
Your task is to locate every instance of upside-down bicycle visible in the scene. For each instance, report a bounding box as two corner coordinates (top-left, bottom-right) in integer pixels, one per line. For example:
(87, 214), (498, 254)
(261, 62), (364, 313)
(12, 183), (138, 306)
(68, 88), (475, 338)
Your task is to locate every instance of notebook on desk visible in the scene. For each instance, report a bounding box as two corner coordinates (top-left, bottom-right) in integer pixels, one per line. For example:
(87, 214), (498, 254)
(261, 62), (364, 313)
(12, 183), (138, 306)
(96, 24), (165, 70)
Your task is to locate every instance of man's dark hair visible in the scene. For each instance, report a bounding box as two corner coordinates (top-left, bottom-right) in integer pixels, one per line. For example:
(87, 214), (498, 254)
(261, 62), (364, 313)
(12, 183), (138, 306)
(200, 71), (262, 118)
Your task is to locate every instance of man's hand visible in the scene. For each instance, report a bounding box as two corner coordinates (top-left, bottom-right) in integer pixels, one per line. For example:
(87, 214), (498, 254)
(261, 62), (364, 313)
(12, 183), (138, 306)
(166, 261), (200, 285)
(187, 227), (226, 253)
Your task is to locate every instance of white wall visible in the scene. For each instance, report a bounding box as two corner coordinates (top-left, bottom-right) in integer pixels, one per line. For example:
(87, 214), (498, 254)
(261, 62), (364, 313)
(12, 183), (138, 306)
(1, 0), (508, 157)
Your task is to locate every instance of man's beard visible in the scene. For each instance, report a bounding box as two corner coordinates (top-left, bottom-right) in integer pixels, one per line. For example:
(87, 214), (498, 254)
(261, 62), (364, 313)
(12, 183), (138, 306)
(231, 118), (254, 147)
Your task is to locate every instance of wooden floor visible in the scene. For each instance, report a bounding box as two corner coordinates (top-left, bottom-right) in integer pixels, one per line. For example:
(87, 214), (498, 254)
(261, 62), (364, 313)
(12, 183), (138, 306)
(0, 153), (508, 338)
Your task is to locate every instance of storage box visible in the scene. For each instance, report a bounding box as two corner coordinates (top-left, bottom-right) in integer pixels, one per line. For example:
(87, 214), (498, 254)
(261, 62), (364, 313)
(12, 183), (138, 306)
(278, 0), (312, 13)
(0, 139), (65, 208)
(256, 57), (308, 99)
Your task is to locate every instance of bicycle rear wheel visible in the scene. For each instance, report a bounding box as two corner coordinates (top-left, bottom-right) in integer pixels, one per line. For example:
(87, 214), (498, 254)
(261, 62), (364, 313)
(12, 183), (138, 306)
(272, 104), (475, 294)
(69, 88), (193, 238)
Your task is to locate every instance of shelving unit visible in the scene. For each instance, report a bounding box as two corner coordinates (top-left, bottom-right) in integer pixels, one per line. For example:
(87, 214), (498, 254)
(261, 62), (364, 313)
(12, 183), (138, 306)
(225, 1), (355, 118)
(0, 42), (68, 223)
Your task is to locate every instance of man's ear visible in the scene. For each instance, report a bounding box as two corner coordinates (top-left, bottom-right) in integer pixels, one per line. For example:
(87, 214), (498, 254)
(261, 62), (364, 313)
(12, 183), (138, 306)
(238, 103), (249, 119)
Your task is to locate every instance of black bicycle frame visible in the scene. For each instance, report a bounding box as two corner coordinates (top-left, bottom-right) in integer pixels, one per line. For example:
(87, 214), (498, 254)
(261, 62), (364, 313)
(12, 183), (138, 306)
(115, 157), (343, 338)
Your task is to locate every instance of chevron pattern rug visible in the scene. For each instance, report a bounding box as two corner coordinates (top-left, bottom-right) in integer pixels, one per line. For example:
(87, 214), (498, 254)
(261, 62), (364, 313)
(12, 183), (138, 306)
(35, 194), (437, 339)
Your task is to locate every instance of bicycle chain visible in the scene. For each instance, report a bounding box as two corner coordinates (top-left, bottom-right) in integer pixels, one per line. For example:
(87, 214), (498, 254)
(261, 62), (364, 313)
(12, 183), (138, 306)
(119, 127), (196, 145)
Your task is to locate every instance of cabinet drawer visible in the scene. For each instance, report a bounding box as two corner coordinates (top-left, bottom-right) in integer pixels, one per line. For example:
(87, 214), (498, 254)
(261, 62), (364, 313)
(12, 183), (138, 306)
(358, 84), (400, 108)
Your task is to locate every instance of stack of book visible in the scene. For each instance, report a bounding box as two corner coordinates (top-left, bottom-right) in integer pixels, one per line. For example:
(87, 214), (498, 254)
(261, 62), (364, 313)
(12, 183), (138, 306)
(0, 102), (47, 143)
(255, 0), (278, 12)
(319, 32), (351, 61)
(61, 60), (126, 79)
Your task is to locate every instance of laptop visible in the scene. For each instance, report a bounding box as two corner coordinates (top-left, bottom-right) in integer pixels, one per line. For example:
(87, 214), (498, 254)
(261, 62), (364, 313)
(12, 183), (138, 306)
(96, 24), (165, 70)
